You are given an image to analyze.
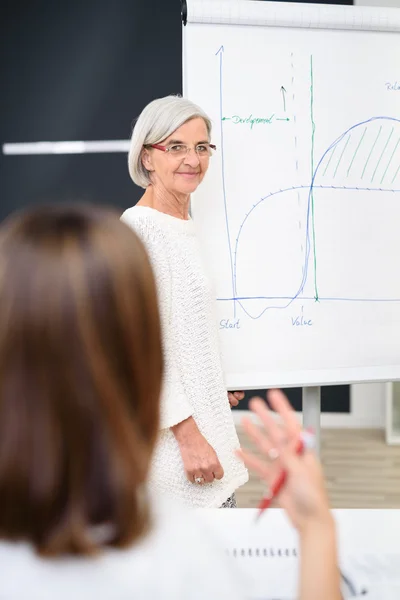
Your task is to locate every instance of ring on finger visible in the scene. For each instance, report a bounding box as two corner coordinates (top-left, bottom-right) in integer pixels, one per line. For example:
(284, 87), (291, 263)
(267, 447), (280, 461)
(194, 475), (205, 485)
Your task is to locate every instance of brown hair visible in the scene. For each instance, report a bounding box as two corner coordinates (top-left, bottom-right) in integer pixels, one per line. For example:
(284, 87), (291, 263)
(0, 203), (163, 556)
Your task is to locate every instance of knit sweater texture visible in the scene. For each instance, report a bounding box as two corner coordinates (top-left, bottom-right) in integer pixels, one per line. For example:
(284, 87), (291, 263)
(121, 206), (248, 508)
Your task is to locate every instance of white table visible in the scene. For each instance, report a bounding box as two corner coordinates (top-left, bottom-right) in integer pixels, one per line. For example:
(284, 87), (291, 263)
(198, 508), (400, 599)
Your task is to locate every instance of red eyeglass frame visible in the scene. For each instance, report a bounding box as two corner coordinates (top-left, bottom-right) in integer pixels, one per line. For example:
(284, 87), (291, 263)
(148, 143), (217, 153)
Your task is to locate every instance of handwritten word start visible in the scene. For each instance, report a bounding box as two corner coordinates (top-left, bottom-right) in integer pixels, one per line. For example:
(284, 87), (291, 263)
(385, 81), (400, 91)
(220, 318), (241, 330)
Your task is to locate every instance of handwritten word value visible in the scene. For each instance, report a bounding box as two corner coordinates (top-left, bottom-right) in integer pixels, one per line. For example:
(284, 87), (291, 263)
(291, 307), (312, 327)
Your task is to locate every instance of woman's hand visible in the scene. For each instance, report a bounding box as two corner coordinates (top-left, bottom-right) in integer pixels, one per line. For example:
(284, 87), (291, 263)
(236, 389), (331, 533)
(228, 390), (245, 407)
(172, 417), (224, 484)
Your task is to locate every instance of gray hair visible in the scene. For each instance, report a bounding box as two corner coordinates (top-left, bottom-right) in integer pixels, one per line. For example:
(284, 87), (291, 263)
(128, 95), (212, 189)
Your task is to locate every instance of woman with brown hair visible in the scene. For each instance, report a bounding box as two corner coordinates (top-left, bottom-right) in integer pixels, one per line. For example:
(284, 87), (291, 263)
(0, 204), (341, 600)
(0, 203), (162, 556)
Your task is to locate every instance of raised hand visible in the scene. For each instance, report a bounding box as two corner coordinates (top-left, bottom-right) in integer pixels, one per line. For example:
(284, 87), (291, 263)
(236, 389), (331, 532)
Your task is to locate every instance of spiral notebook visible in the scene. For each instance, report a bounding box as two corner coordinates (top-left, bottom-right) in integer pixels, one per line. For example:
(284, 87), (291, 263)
(224, 543), (360, 599)
(224, 542), (400, 599)
(199, 509), (400, 600)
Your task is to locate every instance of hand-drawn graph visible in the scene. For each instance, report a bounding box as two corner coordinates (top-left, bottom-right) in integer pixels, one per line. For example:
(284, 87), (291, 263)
(214, 48), (400, 321)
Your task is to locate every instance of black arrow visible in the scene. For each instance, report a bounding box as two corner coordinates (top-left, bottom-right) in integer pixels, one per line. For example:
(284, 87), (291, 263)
(280, 86), (287, 112)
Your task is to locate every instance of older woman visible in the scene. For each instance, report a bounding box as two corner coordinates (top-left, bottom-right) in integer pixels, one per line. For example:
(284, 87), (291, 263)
(121, 95), (249, 508)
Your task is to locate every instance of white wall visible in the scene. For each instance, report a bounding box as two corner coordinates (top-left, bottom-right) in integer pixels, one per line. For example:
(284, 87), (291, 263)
(340, 383), (385, 428)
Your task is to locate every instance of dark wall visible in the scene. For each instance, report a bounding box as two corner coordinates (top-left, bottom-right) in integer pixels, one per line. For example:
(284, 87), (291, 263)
(242, 386), (350, 413)
(1, 0), (182, 220)
(1, 0), (351, 412)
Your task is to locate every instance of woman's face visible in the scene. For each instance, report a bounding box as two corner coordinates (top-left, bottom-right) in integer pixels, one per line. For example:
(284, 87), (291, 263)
(143, 117), (211, 195)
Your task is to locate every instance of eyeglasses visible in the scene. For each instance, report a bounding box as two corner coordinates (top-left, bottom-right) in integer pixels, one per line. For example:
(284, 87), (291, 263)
(146, 142), (216, 159)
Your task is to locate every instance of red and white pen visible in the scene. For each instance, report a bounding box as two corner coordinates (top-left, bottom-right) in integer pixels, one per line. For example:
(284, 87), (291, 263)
(256, 429), (315, 520)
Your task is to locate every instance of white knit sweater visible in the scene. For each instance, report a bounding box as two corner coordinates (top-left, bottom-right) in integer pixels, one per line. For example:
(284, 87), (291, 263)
(121, 206), (248, 508)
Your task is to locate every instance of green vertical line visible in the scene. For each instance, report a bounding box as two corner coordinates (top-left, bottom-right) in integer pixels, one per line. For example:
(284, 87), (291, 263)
(347, 127), (367, 177)
(310, 55), (318, 301)
(322, 145), (337, 176)
(333, 134), (351, 178)
(392, 162), (400, 185)
(380, 136), (400, 184)
(371, 127), (394, 183)
(361, 125), (382, 179)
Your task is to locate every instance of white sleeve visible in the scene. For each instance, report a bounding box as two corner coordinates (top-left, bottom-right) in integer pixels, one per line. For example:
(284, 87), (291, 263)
(151, 499), (247, 600)
(121, 213), (193, 430)
(182, 528), (246, 600)
(177, 509), (246, 600)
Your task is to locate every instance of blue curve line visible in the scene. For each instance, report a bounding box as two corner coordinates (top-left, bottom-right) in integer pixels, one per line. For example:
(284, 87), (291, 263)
(233, 185), (400, 317)
(218, 295), (400, 302)
(216, 46), (236, 317)
(232, 117), (400, 319)
(236, 292), (400, 318)
(301, 116), (400, 297)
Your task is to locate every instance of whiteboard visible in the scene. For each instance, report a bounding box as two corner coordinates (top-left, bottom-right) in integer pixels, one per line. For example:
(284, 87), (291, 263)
(183, 1), (400, 389)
